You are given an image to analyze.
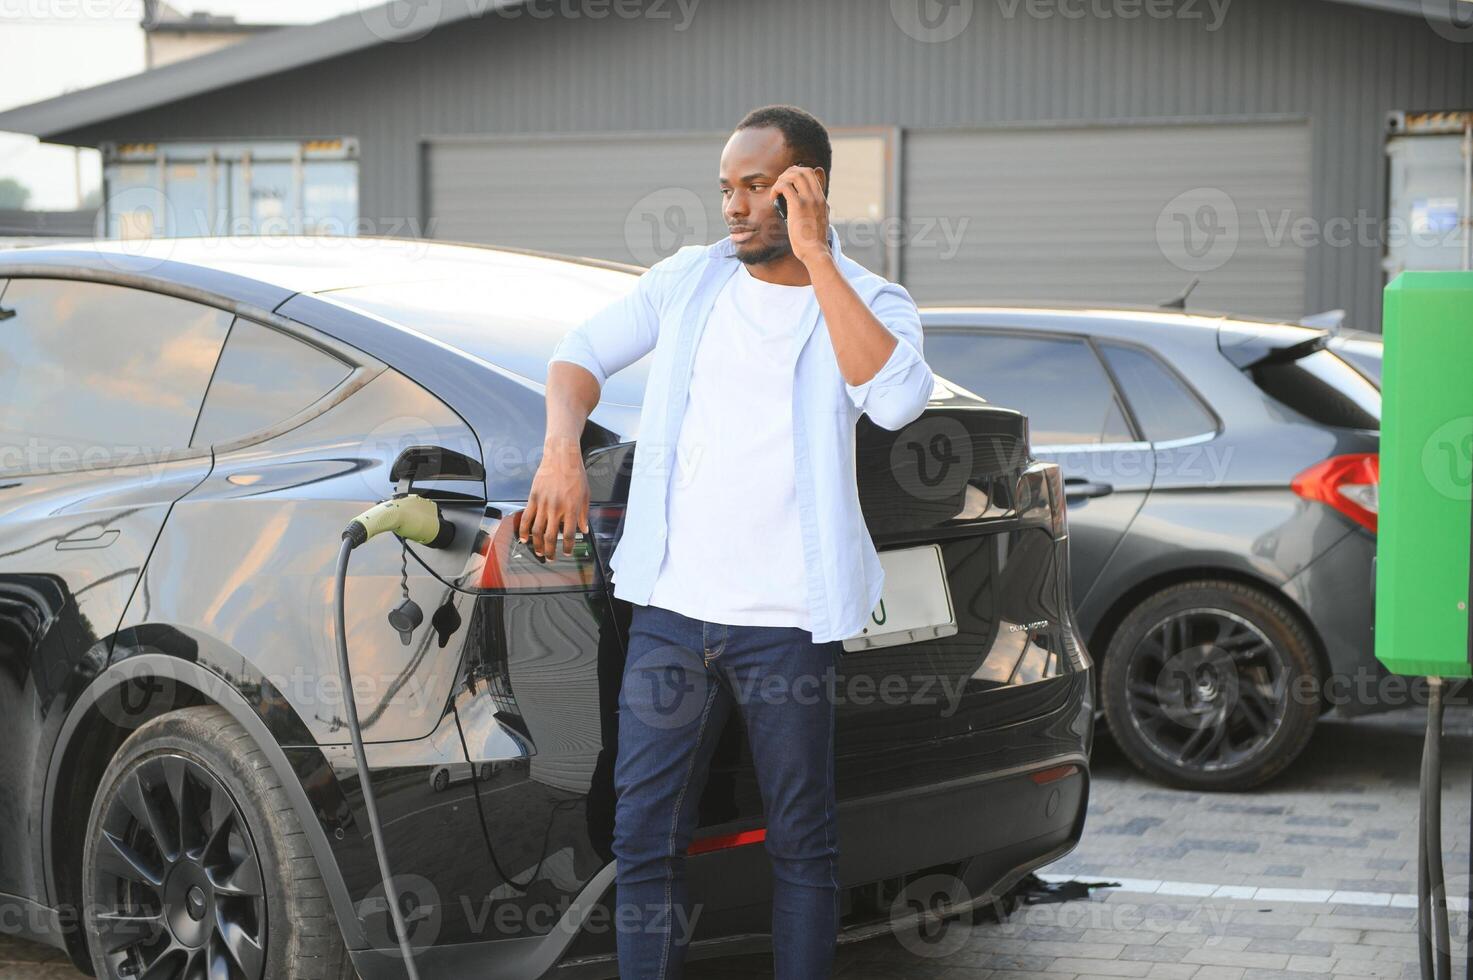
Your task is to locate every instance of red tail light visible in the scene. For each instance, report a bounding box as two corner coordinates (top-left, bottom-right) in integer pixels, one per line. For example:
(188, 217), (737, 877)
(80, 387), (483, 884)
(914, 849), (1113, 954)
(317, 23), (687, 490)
(688, 828), (766, 856)
(1291, 453), (1379, 533)
(462, 503), (623, 593)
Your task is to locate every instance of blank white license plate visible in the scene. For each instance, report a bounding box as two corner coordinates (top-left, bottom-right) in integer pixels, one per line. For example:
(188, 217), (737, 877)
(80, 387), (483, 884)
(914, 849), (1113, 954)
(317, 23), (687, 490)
(842, 544), (958, 652)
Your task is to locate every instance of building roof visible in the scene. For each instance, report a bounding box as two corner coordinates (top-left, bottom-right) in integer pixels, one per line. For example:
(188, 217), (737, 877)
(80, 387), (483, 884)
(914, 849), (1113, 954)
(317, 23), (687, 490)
(143, 1), (284, 33)
(0, 0), (506, 141)
(0, 0), (1451, 143)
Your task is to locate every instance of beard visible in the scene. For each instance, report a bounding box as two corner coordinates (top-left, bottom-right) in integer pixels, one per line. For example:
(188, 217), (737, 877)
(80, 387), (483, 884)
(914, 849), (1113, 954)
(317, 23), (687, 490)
(734, 233), (791, 266)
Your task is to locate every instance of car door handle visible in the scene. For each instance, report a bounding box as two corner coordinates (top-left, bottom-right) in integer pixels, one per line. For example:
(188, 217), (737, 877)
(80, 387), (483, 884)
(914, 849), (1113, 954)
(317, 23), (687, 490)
(56, 528), (121, 551)
(1064, 479), (1114, 501)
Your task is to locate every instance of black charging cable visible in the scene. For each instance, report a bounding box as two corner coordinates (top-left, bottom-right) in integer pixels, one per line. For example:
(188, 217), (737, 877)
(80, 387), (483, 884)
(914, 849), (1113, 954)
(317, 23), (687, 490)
(1417, 676), (1452, 980)
(333, 535), (422, 980)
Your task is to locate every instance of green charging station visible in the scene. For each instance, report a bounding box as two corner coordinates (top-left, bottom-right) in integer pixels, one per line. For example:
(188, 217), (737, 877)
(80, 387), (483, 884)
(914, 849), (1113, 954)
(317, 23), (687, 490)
(1374, 271), (1473, 679)
(1374, 270), (1473, 980)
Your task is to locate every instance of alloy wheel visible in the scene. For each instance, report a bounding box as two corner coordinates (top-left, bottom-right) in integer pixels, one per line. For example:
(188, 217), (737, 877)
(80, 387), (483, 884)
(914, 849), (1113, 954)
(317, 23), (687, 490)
(91, 753), (267, 980)
(1122, 607), (1290, 772)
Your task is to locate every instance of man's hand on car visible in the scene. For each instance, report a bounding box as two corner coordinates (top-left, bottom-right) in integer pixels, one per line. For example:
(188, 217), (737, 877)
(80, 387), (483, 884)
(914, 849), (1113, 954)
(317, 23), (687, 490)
(520, 436), (589, 561)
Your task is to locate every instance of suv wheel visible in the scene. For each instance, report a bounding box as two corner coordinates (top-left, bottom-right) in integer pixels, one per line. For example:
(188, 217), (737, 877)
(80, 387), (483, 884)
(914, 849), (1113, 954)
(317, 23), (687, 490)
(1101, 580), (1320, 790)
(82, 705), (355, 980)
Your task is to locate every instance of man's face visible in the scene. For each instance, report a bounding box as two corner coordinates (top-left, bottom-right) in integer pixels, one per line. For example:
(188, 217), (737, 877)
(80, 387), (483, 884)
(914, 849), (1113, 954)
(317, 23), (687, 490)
(719, 126), (817, 266)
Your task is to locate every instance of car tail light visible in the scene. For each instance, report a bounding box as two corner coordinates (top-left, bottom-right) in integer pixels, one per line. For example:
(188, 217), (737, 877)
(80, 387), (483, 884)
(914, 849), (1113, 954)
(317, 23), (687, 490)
(460, 502), (623, 593)
(1291, 453), (1378, 533)
(688, 828), (766, 856)
(1017, 461), (1068, 539)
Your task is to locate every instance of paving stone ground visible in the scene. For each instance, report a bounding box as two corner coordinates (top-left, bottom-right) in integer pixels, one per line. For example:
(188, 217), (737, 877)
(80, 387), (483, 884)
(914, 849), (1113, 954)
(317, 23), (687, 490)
(4, 705), (1466, 979)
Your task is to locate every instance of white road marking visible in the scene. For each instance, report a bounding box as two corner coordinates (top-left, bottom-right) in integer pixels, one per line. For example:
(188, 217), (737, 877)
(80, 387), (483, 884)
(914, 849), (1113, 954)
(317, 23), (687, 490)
(1035, 872), (1458, 911)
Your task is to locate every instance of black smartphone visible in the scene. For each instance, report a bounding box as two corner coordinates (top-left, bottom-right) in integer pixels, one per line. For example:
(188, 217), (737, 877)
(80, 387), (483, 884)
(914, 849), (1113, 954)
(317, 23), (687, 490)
(774, 192), (788, 221)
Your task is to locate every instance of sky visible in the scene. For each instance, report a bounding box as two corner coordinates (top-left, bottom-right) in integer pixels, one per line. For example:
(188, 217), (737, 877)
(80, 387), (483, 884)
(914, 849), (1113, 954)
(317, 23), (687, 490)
(0, 1), (371, 210)
(160, 1), (373, 23)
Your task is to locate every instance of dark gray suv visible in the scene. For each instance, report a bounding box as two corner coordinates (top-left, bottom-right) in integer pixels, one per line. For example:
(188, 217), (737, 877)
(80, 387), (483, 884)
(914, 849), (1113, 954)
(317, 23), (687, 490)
(921, 306), (1382, 791)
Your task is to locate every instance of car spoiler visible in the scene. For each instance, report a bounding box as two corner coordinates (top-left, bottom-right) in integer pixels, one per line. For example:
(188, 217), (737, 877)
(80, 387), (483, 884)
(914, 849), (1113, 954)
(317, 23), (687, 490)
(1216, 321), (1331, 370)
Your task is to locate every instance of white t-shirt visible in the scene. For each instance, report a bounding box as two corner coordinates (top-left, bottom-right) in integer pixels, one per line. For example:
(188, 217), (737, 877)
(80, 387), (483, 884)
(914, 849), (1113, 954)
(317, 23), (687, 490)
(644, 262), (816, 630)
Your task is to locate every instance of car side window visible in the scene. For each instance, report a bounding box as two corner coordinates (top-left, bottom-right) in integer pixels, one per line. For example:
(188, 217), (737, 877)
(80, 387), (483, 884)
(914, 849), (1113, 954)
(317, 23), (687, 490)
(191, 318), (353, 448)
(923, 330), (1135, 447)
(0, 279), (231, 474)
(1097, 342), (1217, 443)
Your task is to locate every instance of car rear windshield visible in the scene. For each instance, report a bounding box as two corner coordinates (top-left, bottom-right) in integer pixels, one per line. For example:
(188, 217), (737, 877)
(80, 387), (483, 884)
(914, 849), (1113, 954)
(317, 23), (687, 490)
(323, 265), (652, 406)
(1249, 348), (1380, 430)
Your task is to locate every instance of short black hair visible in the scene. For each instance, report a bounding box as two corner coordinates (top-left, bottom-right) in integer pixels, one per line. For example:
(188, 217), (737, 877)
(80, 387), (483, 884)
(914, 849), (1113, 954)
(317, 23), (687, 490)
(735, 104), (832, 183)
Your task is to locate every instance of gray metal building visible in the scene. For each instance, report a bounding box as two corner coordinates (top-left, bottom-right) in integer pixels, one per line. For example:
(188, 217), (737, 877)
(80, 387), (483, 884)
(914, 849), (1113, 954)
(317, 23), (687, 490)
(0, 0), (1469, 327)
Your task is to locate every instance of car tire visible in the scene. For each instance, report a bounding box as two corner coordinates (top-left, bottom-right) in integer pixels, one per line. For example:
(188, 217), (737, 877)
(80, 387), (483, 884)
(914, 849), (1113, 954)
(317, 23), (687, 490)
(1100, 579), (1320, 791)
(82, 705), (356, 980)
(433, 768), (450, 792)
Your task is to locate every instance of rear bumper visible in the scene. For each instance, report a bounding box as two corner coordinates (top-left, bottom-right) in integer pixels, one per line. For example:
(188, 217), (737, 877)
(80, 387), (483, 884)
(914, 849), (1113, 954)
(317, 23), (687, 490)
(554, 747), (1090, 976)
(349, 747), (1090, 980)
(348, 634), (1094, 980)
(1280, 526), (1389, 717)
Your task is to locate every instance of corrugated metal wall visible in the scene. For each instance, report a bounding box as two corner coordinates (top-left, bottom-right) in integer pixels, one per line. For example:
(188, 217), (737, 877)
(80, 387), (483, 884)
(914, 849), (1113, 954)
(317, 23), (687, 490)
(902, 120), (1312, 315)
(53, 0), (1473, 328)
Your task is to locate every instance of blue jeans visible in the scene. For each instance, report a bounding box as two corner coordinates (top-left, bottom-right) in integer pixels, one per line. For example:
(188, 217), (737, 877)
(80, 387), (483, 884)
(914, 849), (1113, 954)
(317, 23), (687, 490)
(612, 602), (843, 980)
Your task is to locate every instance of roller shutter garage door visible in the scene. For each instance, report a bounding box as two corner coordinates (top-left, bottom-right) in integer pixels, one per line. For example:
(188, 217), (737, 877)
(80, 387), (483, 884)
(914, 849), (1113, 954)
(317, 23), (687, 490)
(901, 121), (1311, 318)
(425, 133), (890, 273)
(426, 134), (726, 268)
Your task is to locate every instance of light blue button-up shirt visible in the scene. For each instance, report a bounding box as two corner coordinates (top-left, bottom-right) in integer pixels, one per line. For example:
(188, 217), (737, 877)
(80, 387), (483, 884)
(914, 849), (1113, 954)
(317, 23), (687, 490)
(548, 227), (936, 642)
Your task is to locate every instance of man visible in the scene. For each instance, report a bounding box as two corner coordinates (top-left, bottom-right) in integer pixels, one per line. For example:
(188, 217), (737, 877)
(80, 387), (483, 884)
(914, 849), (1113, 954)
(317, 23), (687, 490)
(522, 105), (935, 979)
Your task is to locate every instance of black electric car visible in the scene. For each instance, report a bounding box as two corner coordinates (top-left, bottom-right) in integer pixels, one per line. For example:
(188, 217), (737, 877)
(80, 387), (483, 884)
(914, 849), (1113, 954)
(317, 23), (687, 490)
(0, 237), (1092, 980)
(919, 306), (1382, 792)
